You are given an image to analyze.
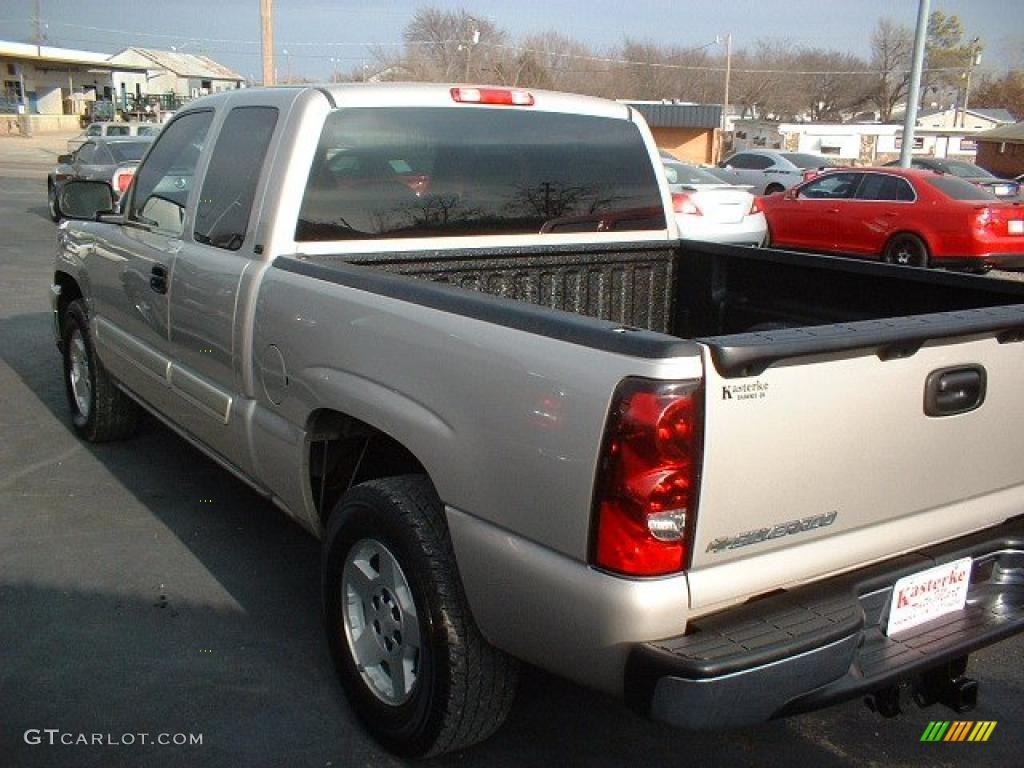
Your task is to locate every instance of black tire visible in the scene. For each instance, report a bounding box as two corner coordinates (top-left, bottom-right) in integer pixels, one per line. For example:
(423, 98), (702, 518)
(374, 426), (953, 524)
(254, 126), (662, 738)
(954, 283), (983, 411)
(883, 233), (930, 268)
(322, 475), (518, 757)
(61, 299), (139, 442)
(764, 183), (785, 195)
(48, 179), (61, 222)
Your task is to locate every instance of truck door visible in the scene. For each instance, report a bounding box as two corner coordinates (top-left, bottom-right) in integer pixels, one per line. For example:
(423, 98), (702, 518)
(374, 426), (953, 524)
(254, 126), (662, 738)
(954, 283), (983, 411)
(166, 104), (280, 469)
(86, 110), (214, 414)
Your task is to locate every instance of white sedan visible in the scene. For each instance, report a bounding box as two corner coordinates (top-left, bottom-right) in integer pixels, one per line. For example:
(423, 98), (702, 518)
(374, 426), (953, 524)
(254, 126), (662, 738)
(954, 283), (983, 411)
(662, 160), (767, 246)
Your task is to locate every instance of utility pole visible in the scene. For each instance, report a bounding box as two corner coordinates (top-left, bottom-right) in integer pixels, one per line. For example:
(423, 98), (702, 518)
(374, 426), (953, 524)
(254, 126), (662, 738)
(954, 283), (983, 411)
(260, 0), (274, 86)
(717, 33), (732, 163)
(899, 0), (930, 167)
(960, 44), (981, 128)
(463, 27), (479, 82)
(32, 0), (45, 56)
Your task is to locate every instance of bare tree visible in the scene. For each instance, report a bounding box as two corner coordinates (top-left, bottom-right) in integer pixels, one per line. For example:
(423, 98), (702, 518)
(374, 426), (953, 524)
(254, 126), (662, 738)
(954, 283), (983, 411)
(869, 18), (913, 121)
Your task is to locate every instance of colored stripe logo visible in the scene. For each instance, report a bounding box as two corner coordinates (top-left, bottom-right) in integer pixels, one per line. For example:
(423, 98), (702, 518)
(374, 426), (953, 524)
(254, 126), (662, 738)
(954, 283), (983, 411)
(920, 721), (997, 742)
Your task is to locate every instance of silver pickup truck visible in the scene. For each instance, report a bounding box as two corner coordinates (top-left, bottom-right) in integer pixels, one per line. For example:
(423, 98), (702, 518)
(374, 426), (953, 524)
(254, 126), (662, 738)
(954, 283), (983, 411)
(52, 84), (1024, 757)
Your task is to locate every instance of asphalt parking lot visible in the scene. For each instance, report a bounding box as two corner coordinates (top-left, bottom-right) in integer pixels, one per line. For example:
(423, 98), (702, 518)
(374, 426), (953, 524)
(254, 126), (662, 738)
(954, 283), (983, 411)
(1, 131), (1022, 768)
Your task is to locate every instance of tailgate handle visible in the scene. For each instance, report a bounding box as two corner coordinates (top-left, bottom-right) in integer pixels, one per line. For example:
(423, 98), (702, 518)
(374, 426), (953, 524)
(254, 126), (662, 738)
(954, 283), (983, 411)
(924, 366), (986, 417)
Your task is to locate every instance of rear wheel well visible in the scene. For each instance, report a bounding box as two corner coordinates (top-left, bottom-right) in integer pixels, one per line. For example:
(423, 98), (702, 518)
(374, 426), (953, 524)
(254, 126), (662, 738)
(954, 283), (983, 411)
(307, 409), (428, 527)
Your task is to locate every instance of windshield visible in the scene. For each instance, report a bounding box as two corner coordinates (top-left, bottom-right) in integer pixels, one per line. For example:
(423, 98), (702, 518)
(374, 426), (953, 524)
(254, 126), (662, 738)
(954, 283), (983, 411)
(296, 107), (665, 241)
(109, 141), (151, 163)
(779, 153), (834, 169)
(925, 175), (997, 201)
(663, 161), (725, 186)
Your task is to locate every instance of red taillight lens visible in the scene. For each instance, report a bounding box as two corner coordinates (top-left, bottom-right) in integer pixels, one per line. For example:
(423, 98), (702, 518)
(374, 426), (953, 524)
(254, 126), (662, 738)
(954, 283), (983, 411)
(671, 192), (702, 216)
(450, 87), (535, 106)
(113, 168), (135, 194)
(749, 196), (764, 215)
(592, 379), (704, 576)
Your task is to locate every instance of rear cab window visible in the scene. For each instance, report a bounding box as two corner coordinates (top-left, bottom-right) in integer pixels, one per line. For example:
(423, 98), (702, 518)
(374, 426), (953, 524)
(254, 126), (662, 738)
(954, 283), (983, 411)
(295, 107), (665, 242)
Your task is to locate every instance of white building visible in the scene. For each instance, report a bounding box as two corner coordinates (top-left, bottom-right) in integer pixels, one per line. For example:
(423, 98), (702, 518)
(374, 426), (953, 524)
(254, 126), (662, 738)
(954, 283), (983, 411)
(0, 40), (148, 128)
(109, 48), (245, 105)
(730, 118), (1007, 164)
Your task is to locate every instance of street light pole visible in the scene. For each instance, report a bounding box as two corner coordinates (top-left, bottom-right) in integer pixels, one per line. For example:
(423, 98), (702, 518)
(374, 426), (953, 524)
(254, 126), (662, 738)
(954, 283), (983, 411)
(899, 0), (930, 167)
(717, 33), (732, 163)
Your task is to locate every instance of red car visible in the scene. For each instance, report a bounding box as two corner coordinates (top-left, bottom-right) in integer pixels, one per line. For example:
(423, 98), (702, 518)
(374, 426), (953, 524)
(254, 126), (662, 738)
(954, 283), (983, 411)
(760, 167), (1024, 271)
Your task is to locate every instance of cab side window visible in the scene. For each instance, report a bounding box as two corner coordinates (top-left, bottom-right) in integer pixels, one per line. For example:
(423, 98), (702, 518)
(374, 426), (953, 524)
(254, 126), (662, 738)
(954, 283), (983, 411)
(128, 111), (213, 236)
(86, 124), (102, 137)
(193, 106), (278, 251)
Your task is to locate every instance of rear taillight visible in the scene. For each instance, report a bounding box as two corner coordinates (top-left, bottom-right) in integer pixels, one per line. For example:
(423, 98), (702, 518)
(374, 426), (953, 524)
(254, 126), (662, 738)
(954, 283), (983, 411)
(592, 379), (704, 577)
(749, 196), (764, 215)
(450, 87), (534, 106)
(112, 167), (135, 195)
(671, 192), (702, 216)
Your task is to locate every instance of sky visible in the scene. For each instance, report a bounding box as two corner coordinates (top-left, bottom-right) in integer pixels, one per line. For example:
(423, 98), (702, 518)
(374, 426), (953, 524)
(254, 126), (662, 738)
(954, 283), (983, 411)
(0, 0), (1021, 81)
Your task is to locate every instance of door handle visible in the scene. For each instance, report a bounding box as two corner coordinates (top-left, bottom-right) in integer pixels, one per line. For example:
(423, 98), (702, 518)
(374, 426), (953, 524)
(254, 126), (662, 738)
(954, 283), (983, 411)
(150, 264), (168, 294)
(925, 365), (986, 417)
(826, 208), (840, 214)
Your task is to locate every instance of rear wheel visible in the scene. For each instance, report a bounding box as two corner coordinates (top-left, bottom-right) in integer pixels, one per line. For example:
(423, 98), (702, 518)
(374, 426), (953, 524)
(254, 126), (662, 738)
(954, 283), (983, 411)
(883, 233), (930, 268)
(322, 475), (518, 757)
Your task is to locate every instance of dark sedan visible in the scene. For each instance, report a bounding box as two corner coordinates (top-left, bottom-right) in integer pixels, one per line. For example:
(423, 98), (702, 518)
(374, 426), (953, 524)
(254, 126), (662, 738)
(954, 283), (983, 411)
(47, 136), (154, 221)
(883, 157), (1020, 198)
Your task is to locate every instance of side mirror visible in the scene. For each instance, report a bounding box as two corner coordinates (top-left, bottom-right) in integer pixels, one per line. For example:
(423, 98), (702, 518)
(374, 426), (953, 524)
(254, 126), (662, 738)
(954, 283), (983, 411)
(59, 180), (115, 220)
(57, 153), (74, 164)
(784, 188), (798, 200)
(718, 162), (731, 169)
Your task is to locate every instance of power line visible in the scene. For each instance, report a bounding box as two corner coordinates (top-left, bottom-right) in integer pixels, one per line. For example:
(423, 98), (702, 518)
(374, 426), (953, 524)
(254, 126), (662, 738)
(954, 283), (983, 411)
(0, 17), (1003, 78)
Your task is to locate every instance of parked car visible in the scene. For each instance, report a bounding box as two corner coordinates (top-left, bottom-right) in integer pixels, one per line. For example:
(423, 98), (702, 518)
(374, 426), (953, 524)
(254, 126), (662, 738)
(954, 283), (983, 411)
(48, 136), (154, 221)
(883, 157), (1021, 198)
(760, 167), (1024, 271)
(662, 159), (766, 245)
(711, 149), (838, 194)
(67, 121), (161, 152)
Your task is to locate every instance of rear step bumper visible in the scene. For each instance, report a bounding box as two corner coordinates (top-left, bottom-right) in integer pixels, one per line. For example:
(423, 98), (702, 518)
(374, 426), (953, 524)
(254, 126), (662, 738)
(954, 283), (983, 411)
(625, 516), (1024, 729)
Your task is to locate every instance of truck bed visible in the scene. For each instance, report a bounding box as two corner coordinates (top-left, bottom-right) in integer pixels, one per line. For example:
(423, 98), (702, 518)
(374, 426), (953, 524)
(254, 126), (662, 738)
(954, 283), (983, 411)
(306, 240), (1024, 377)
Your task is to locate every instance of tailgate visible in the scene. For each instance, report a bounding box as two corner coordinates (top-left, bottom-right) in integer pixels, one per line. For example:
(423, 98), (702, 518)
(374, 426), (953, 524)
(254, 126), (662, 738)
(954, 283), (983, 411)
(687, 308), (1024, 612)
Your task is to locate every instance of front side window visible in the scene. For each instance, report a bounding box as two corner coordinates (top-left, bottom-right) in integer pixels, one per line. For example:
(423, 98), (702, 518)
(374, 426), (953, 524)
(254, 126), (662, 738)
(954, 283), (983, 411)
(296, 107), (664, 241)
(194, 106), (278, 250)
(86, 124), (102, 136)
(128, 110), (213, 235)
(726, 153), (771, 170)
(797, 172), (861, 199)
